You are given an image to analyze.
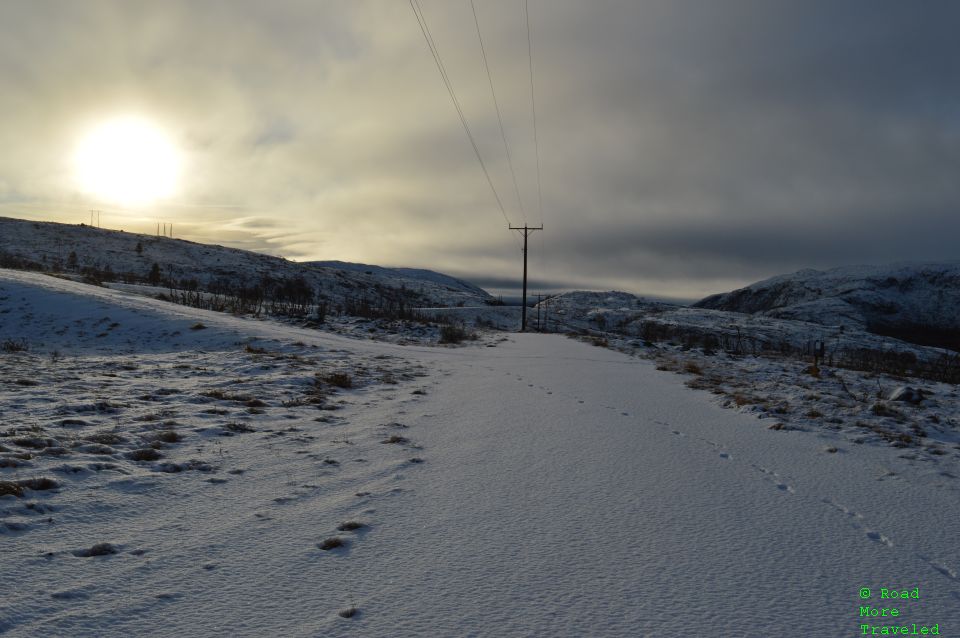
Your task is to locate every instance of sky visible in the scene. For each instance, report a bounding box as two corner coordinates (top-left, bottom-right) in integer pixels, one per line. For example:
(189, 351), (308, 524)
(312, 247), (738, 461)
(1, 0), (959, 301)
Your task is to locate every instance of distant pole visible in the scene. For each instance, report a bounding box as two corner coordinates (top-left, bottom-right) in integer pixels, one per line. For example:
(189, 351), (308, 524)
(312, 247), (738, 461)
(509, 224), (542, 331)
(535, 293), (545, 332)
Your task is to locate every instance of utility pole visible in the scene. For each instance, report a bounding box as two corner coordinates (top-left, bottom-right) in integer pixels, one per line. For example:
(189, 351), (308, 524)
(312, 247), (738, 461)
(509, 224), (542, 331)
(535, 293), (545, 332)
(543, 295), (550, 333)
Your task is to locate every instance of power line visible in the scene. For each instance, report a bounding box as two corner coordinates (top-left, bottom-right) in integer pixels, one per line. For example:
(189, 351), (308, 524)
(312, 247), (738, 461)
(470, 0), (526, 224)
(525, 0), (543, 225)
(409, 0), (512, 229)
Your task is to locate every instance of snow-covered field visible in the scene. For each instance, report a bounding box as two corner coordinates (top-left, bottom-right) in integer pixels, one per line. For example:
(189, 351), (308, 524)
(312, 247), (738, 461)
(2, 269), (959, 636)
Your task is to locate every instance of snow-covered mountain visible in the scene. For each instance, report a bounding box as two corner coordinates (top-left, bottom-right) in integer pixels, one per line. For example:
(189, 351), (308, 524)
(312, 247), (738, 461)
(0, 216), (492, 310)
(306, 260), (491, 302)
(694, 262), (960, 350)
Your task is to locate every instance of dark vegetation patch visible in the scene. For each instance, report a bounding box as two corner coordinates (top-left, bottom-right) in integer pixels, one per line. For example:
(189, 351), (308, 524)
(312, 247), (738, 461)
(73, 543), (118, 557)
(13, 437), (58, 450)
(318, 537), (347, 551)
(127, 448), (163, 462)
(1, 338), (29, 353)
(1, 477), (60, 497)
(317, 372), (353, 389)
(151, 430), (182, 444)
(224, 422), (256, 434)
(84, 432), (126, 445)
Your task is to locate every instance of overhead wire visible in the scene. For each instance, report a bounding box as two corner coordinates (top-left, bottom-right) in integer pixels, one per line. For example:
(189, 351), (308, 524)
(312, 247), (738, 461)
(525, 0), (543, 226)
(408, 0), (515, 235)
(524, 0), (546, 295)
(470, 0), (526, 225)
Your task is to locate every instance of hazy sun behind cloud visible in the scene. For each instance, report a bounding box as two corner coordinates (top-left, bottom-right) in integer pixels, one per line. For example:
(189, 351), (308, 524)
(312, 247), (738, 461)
(73, 116), (181, 206)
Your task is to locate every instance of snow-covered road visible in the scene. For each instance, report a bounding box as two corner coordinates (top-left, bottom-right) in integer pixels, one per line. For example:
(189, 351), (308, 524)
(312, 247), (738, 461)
(348, 334), (959, 636)
(2, 270), (958, 636)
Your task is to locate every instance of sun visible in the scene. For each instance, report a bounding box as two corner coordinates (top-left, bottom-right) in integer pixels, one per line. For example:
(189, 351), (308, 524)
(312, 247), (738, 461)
(73, 117), (180, 206)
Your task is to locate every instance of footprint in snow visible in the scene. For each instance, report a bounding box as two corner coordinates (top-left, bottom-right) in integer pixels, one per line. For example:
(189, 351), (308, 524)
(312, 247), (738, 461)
(865, 530), (894, 547)
(718, 453), (731, 460)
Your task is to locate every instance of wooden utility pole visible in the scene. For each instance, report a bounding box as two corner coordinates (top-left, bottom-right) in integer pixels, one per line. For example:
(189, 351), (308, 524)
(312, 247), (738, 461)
(509, 224), (542, 331)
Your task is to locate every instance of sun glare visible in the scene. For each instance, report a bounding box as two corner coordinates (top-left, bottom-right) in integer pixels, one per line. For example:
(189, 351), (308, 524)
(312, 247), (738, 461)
(73, 117), (180, 206)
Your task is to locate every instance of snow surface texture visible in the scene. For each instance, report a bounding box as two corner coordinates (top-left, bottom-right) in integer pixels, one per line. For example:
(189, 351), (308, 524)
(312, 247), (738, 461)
(2, 270), (960, 636)
(694, 262), (960, 348)
(0, 216), (492, 309)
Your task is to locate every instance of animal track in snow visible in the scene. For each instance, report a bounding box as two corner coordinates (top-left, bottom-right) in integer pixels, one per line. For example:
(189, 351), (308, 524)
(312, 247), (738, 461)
(822, 499), (893, 547)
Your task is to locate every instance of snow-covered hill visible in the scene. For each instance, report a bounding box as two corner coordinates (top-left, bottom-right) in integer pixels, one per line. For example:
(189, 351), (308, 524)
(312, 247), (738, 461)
(0, 217), (492, 311)
(694, 262), (960, 350)
(306, 260), (491, 303)
(543, 289), (927, 355)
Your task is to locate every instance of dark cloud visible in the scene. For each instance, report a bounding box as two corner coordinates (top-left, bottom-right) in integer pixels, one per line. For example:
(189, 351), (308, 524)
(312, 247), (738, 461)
(1, 1), (959, 300)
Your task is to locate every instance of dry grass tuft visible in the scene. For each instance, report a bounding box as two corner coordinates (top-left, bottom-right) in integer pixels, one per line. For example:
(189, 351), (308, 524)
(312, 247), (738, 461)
(0, 481), (24, 498)
(683, 361), (703, 375)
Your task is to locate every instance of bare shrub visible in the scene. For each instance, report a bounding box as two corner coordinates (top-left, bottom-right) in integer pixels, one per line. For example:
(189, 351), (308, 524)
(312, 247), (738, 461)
(1, 338), (29, 353)
(439, 325), (471, 344)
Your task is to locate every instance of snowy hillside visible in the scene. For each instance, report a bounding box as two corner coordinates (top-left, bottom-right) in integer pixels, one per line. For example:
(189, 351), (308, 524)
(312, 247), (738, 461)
(0, 216), (491, 311)
(694, 262), (960, 350)
(2, 270), (959, 636)
(542, 290), (947, 364)
(307, 260), (491, 302)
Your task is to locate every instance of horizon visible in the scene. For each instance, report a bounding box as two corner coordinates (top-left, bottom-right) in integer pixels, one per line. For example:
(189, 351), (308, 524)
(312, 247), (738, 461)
(2, 2), (959, 300)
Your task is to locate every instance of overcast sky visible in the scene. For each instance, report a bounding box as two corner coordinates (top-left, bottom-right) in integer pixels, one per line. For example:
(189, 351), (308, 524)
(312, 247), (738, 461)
(1, 1), (959, 300)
